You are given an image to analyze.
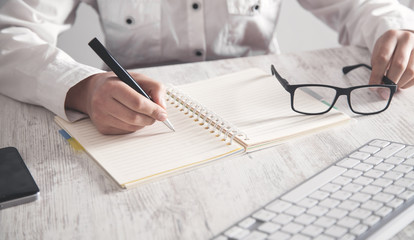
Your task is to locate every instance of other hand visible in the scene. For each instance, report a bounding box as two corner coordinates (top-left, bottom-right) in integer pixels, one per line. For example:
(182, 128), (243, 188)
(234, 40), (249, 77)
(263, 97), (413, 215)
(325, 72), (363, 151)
(370, 29), (414, 92)
(65, 71), (167, 134)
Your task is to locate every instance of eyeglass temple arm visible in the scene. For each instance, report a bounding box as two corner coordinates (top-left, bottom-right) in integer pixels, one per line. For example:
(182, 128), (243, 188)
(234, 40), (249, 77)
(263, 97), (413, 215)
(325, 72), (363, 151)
(342, 63), (395, 85)
(271, 64), (290, 91)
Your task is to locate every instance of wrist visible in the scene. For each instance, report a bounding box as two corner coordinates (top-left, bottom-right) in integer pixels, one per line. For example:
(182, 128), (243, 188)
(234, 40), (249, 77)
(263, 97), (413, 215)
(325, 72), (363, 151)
(65, 74), (95, 115)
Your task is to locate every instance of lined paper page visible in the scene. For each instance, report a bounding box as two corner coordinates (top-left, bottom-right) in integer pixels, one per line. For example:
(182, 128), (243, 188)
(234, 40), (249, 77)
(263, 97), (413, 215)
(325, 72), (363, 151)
(176, 68), (351, 151)
(55, 103), (244, 188)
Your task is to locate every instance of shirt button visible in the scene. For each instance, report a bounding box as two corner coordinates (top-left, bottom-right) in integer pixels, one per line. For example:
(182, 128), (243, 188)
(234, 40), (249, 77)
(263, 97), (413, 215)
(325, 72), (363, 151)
(125, 16), (134, 25)
(195, 50), (203, 57)
(192, 2), (200, 10)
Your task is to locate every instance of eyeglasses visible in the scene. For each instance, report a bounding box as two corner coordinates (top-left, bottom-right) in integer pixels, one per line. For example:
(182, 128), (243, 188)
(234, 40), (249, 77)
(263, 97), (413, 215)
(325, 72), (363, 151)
(271, 64), (397, 115)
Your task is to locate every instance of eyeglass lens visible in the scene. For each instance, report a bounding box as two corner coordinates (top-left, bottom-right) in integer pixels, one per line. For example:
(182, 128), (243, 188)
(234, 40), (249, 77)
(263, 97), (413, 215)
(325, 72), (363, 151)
(349, 86), (390, 114)
(293, 86), (391, 114)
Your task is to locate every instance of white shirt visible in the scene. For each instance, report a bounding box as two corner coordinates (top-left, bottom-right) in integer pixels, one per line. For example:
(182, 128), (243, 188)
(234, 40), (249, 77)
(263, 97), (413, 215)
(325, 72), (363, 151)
(1, 0), (414, 121)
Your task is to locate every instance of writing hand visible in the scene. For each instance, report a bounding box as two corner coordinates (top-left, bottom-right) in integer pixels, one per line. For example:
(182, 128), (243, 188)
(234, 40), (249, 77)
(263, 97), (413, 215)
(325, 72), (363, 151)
(65, 72), (167, 134)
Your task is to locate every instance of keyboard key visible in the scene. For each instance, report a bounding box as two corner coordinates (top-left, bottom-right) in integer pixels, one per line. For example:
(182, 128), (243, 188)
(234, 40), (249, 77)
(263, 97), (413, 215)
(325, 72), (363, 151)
(290, 234), (311, 240)
(342, 169), (363, 178)
(242, 231), (267, 240)
(349, 192), (371, 203)
(297, 198), (318, 208)
(371, 178), (393, 188)
(337, 158), (360, 168)
(359, 145), (380, 154)
(393, 165), (413, 173)
(281, 222), (304, 234)
(404, 158), (414, 166)
(281, 166), (346, 202)
(319, 198), (340, 208)
(338, 200), (360, 211)
(364, 215), (381, 226)
(372, 192), (394, 203)
(252, 209), (276, 222)
(266, 200), (292, 213)
(349, 151), (371, 160)
(331, 176), (352, 185)
(330, 190), (352, 201)
(375, 163), (394, 171)
(394, 178), (414, 188)
(307, 205), (330, 217)
(387, 198), (404, 209)
(395, 146), (414, 158)
(325, 208), (348, 219)
(272, 213), (294, 225)
(405, 171), (414, 179)
(284, 205), (306, 217)
(399, 190), (414, 200)
(224, 226), (249, 239)
(361, 185), (382, 195)
(341, 233), (357, 240)
(384, 185), (405, 195)
(308, 190), (329, 200)
(369, 140), (390, 148)
(382, 171), (403, 180)
(337, 216), (360, 229)
(361, 200), (383, 211)
(353, 176), (374, 185)
(313, 216), (336, 228)
(301, 225), (324, 237)
(376, 206), (393, 217)
(268, 231), (291, 240)
(375, 143), (405, 158)
(350, 224), (369, 235)
(364, 156), (384, 165)
(320, 183), (341, 193)
(325, 225), (347, 238)
(342, 183), (363, 193)
(238, 217), (256, 229)
(212, 236), (227, 240)
(364, 169), (384, 178)
(353, 163), (373, 171)
(349, 208), (372, 219)
(294, 214), (316, 225)
(257, 222), (281, 234)
(384, 156), (405, 165)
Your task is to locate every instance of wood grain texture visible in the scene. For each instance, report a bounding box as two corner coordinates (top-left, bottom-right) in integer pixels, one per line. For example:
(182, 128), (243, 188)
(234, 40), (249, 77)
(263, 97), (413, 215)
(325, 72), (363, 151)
(1, 46), (414, 240)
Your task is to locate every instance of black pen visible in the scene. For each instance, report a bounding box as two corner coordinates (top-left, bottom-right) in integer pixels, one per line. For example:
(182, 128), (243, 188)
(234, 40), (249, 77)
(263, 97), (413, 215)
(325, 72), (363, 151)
(88, 37), (175, 132)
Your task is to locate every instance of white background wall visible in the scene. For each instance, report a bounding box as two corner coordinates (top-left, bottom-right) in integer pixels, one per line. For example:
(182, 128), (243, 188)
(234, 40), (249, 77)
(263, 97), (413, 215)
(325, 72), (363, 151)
(57, 1), (413, 69)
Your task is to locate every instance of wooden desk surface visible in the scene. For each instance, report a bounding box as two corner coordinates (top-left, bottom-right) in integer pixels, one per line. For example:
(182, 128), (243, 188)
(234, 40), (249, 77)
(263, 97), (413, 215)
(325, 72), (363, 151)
(1, 46), (414, 239)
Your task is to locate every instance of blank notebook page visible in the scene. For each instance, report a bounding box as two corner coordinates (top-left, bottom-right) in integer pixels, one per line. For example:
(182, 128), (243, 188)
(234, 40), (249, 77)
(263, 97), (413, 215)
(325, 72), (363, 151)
(175, 68), (351, 151)
(55, 104), (244, 188)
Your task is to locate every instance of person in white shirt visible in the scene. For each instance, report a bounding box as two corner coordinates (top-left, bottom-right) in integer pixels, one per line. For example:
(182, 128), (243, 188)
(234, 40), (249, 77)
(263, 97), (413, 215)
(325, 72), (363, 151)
(1, 0), (414, 134)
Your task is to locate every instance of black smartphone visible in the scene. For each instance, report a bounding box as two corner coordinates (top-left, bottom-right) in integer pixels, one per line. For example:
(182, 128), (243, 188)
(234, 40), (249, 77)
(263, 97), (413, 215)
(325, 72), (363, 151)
(0, 147), (39, 209)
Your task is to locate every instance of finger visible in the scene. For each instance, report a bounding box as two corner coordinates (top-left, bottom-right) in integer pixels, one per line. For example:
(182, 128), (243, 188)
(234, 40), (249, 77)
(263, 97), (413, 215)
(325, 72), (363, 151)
(399, 50), (414, 89)
(104, 97), (156, 126)
(369, 32), (397, 85)
(111, 81), (168, 122)
(92, 113), (145, 135)
(401, 80), (414, 89)
(385, 34), (414, 84)
(130, 72), (167, 109)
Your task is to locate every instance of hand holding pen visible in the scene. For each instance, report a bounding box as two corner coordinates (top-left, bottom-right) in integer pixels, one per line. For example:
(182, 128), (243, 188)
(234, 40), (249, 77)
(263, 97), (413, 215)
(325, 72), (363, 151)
(65, 38), (174, 134)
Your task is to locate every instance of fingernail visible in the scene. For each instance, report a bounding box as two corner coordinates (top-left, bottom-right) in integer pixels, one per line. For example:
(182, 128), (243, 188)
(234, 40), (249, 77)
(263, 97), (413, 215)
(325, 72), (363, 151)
(157, 111), (167, 121)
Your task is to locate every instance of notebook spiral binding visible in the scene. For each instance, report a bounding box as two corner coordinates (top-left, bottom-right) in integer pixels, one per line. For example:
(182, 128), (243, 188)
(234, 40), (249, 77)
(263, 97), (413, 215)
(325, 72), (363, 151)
(167, 87), (248, 145)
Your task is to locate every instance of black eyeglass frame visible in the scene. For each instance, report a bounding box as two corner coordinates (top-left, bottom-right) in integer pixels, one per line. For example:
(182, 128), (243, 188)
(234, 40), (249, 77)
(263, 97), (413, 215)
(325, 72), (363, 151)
(271, 64), (397, 115)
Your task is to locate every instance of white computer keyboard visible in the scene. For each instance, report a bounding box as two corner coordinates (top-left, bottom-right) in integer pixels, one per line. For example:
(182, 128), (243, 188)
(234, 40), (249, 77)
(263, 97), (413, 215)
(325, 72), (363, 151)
(213, 139), (414, 240)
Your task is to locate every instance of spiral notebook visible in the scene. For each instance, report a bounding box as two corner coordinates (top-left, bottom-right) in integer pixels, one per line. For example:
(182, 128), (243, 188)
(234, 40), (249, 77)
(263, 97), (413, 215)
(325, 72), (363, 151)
(55, 68), (352, 188)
